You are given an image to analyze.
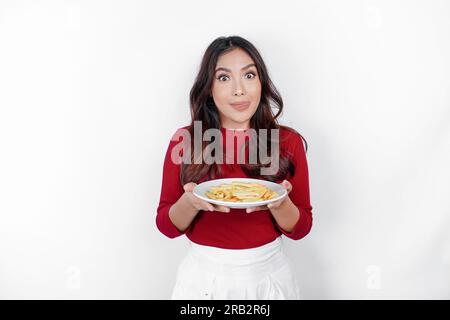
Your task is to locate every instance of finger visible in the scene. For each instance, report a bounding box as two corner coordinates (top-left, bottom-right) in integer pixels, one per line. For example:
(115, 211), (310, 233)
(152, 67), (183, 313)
(246, 205), (268, 213)
(213, 205), (230, 213)
(282, 180), (293, 193)
(183, 182), (197, 193)
(193, 199), (214, 212)
(202, 201), (215, 212)
(202, 204), (214, 212)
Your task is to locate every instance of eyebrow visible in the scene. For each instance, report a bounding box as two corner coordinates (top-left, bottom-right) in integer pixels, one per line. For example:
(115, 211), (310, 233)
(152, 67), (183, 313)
(215, 63), (256, 73)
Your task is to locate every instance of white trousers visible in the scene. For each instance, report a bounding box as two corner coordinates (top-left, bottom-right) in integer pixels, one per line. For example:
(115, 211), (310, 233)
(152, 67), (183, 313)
(170, 236), (302, 300)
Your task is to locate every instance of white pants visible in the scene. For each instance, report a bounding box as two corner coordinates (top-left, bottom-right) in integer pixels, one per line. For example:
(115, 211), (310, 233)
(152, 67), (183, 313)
(170, 236), (302, 300)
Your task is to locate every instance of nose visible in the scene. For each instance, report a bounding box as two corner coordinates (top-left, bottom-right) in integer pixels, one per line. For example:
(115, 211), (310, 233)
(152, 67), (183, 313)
(233, 79), (246, 96)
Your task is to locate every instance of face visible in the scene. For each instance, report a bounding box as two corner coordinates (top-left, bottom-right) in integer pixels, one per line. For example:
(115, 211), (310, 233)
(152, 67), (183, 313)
(211, 48), (262, 130)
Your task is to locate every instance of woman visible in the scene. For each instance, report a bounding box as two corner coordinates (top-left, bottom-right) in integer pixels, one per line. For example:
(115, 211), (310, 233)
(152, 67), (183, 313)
(156, 36), (313, 299)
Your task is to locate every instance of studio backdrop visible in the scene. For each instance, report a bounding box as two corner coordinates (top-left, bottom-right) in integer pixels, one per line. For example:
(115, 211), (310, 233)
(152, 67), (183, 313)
(0, 0), (449, 299)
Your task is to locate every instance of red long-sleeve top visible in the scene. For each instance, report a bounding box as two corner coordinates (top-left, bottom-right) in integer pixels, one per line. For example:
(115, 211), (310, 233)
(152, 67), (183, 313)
(156, 126), (313, 249)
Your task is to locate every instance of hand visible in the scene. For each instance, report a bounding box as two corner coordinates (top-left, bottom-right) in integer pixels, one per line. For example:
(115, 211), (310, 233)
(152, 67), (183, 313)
(246, 179), (293, 213)
(183, 182), (230, 213)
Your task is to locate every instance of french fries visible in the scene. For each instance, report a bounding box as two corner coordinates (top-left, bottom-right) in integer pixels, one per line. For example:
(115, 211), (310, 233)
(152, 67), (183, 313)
(205, 181), (279, 202)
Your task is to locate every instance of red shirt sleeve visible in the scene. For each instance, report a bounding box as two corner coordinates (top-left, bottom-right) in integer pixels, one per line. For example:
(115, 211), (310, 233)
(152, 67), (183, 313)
(155, 131), (188, 239)
(274, 131), (313, 240)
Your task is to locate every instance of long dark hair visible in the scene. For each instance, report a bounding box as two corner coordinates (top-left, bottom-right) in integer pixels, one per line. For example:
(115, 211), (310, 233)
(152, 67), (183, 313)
(180, 35), (308, 185)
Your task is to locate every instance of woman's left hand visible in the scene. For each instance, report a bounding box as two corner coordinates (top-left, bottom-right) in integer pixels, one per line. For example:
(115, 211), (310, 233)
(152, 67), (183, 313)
(246, 179), (293, 213)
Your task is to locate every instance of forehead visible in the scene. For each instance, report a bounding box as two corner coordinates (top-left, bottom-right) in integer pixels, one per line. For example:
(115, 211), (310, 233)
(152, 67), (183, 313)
(216, 48), (255, 69)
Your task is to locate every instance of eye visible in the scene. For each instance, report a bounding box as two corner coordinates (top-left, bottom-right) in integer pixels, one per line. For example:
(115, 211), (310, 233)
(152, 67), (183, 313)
(245, 72), (257, 79)
(216, 74), (230, 81)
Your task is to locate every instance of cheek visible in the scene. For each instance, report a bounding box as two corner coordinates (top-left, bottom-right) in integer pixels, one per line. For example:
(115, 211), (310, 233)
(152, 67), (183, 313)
(211, 87), (228, 105)
(212, 93), (233, 117)
(248, 81), (261, 96)
(248, 82), (262, 104)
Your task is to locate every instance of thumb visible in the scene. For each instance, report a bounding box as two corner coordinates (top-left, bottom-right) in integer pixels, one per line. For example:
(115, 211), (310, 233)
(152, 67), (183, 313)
(183, 182), (197, 192)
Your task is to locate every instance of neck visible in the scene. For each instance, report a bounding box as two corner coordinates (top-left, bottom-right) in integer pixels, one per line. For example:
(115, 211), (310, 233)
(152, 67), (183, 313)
(223, 127), (247, 131)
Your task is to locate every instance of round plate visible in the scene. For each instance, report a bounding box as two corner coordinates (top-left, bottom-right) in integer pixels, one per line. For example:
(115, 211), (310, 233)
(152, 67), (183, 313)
(193, 178), (287, 209)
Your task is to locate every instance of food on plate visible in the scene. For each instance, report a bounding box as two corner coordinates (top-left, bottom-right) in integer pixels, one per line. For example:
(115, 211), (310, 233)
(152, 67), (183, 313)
(205, 181), (279, 202)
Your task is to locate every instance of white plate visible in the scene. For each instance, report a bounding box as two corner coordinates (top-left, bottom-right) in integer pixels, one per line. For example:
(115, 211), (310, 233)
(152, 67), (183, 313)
(193, 178), (287, 209)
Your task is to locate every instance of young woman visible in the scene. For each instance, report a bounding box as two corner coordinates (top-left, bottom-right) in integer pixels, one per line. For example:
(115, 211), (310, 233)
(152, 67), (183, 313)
(156, 36), (313, 299)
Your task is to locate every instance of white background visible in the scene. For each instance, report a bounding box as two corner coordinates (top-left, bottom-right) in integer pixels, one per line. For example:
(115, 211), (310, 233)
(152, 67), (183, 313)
(0, 0), (449, 299)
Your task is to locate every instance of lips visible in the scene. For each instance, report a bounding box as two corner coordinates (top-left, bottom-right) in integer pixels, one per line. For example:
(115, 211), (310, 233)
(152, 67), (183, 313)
(230, 101), (251, 111)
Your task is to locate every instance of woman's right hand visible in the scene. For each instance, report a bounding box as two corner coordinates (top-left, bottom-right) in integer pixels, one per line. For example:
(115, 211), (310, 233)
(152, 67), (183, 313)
(182, 182), (230, 213)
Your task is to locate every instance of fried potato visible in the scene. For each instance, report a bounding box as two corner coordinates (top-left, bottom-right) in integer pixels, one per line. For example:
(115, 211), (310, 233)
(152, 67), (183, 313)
(205, 181), (279, 202)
